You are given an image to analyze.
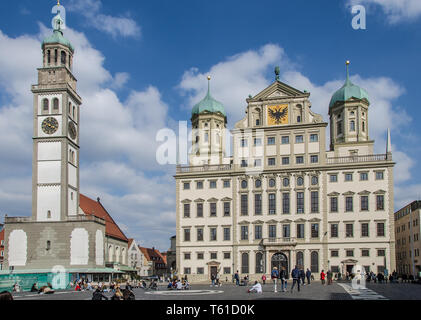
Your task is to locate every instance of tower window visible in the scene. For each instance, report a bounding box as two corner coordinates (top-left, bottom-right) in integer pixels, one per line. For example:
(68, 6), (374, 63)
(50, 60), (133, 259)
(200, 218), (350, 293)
(61, 51), (66, 65)
(55, 49), (58, 64)
(362, 121), (366, 132)
(53, 98), (59, 111)
(256, 119), (260, 126)
(47, 210), (51, 219)
(350, 120), (355, 132)
(68, 102), (72, 115)
(46, 241), (51, 251)
(337, 121), (343, 135)
(43, 99), (49, 112)
(297, 116), (302, 123)
(47, 50), (51, 64)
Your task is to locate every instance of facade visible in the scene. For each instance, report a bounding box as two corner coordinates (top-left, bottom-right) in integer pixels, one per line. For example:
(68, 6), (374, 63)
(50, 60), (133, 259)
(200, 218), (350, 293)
(175, 64), (396, 283)
(0, 225), (4, 270)
(166, 236), (177, 276)
(128, 239), (150, 277)
(139, 247), (167, 278)
(394, 201), (421, 277)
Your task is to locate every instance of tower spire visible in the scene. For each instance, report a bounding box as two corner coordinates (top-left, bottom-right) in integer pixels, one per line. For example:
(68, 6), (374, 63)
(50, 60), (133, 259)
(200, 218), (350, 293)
(387, 128), (392, 154)
(207, 75), (211, 97)
(345, 60), (351, 85)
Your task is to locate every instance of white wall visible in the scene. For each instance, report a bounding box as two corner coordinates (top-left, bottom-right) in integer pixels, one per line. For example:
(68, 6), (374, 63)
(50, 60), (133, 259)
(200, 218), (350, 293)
(8, 230), (27, 267)
(70, 228), (89, 265)
(37, 186), (61, 221)
(68, 165), (77, 188)
(38, 161), (61, 184)
(38, 142), (61, 161)
(95, 230), (104, 266)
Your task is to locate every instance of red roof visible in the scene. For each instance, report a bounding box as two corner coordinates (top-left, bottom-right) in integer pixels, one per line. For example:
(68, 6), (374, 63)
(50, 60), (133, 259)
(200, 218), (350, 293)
(79, 194), (128, 242)
(139, 246), (166, 265)
(128, 238), (134, 248)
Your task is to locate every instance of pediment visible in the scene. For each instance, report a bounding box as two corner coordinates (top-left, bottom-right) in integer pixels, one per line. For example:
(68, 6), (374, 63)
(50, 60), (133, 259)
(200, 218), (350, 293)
(194, 198), (205, 203)
(358, 190), (371, 195)
(181, 199), (192, 204)
(252, 220), (265, 224)
(252, 81), (307, 101)
(267, 219), (278, 224)
(221, 197), (232, 202)
(343, 191), (356, 196)
(295, 218), (307, 223)
(239, 220), (250, 225)
(280, 219), (293, 223)
(328, 192), (340, 197)
(207, 197), (219, 202)
(374, 189), (387, 195)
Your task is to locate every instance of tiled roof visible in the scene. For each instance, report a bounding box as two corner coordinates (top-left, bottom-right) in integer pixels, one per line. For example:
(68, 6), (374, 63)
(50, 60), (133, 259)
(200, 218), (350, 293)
(128, 238), (134, 248)
(79, 194), (128, 242)
(138, 246), (166, 265)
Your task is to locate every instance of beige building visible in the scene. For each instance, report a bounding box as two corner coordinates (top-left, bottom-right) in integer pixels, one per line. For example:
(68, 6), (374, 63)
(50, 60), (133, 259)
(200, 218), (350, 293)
(175, 64), (396, 282)
(395, 201), (421, 277)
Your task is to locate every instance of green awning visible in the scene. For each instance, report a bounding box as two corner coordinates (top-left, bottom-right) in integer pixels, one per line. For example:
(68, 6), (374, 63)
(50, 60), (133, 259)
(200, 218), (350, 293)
(0, 268), (123, 275)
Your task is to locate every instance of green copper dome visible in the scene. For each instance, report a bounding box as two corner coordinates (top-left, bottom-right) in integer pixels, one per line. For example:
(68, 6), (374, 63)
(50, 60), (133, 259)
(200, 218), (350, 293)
(42, 12), (74, 52)
(329, 63), (369, 108)
(192, 79), (226, 117)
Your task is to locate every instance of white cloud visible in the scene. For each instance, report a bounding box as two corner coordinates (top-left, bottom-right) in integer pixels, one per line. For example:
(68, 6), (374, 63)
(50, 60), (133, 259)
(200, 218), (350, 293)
(111, 72), (130, 89)
(67, 0), (141, 38)
(348, 0), (421, 23)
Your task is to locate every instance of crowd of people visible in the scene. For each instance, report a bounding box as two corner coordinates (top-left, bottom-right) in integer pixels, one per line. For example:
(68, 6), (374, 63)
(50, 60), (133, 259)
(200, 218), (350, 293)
(167, 277), (191, 290)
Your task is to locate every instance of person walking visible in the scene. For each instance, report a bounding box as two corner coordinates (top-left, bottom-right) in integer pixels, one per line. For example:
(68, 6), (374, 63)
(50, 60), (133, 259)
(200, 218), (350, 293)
(271, 267), (279, 292)
(299, 268), (306, 286)
(306, 268), (312, 285)
(327, 270), (333, 285)
(211, 274), (216, 287)
(234, 271), (240, 286)
(290, 265), (301, 293)
(280, 267), (287, 292)
(320, 270), (326, 285)
(262, 274), (267, 285)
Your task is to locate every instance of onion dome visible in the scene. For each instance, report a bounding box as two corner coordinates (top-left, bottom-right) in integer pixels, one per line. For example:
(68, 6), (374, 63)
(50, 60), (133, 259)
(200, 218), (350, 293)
(192, 76), (226, 117)
(42, 11), (74, 52)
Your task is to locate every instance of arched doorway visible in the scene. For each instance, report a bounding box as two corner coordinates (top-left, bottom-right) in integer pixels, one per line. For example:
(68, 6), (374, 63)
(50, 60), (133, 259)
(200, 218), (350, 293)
(271, 252), (289, 279)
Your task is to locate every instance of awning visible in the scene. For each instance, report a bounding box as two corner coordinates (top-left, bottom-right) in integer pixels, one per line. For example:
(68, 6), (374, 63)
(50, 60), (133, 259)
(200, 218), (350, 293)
(0, 268), (123, 275)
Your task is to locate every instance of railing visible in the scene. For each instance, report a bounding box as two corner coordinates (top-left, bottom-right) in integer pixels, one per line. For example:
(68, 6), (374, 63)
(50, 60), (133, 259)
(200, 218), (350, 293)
(262, 237), (297, 246)
(67, 215), (105, 224)
(176, 164), (232, 174)
(4, 217), (32, 223)
(326, 154), (390, 165)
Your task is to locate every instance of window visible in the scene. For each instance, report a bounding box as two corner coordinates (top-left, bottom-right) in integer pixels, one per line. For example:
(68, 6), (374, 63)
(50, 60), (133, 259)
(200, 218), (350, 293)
(54, 49), (58, 64)
(184, 229), (191, 242)
(241, 139), (248, 147)
(256, 253), (264, 274)
(241, 195), (248, 216)
(204, 133), (209, 143)
(296, 252), (304, 268)
(362, 121), (366, 132)
(241, 160), (248, 168)
(377, 195), (385, 210)
(210, 180), (217, 189)
(282, 193), (290, 214)
(297, 224), (305, 239)
(210, 203), (217, 217)
(183, 182), (190, 190)
(330, 175), (338, 183)
(256, 119), (260, 126)
(268, 158), (276, 166)
(361, 196), (369, 211)
(183, 268), (191, 275)
(224, 252), (231, 259)
(297, 192), (304, 214)
(224, 267), (231, 275)
(362, 250), (370, 257)
(297, 116), (302, 123)
(310, 155), (319, 163)
(345, 173), (353, 181)
(241, 180), (248, 189)
(331, 224), (338, 238)
(254, 194), (262, 215)
(242, 253), (249, 274)
(47, 210), (52, 219)
(295, 135), (304, 143)
(224, 202), (230, 216)
(269, 225), (277, 239)
(254, 159), (262, 167)
(61, 51), (66, 65)
(255, 179), (262, 188)
(361, 223), (369, 237)
(197, 228), (203, 241)
(360, 172), (368, 181)
(47, 50), (51, 64)
(282, 157), (290, 165)
(197, 252), (204, 260)
(377, 223), (385, 237)
(46, 241), (51, 251)
(269, 194), (276, 215)
(310, 134), (319, 142)
(345, 197), (353, 212)
(184, 253), (191, 260)
(311, 252), (319, 273)
(53, 98), (59, 110)
(297, 177), (304, 186)
(296, 156), (304, 164)
(255, 225), (262, 240)
(377, 249), (386, 257)
(197, 203), (203, 217)
(337, 121), (343, 135)
(350, 120), (355, 132)
(311, 191), (319, 213)
(311, 224), (319, 238)
(196, 181), (203, 189)
(43, 99), (49, 112)
(346, 250), (354, 257)
(281, 136), (290, 144)
(210, 228), (217, 241)
(283, 225), (291, 238)
(241, 226), (249, 240)
(268, 137), (275, 145)
(311, 176), (319, 186)
(331, 250), (339, 257)
(254, 138), (262, 146)
(223, 180), (231, 188)
(210, 252), (217, 260)
(223, 228), (230, 241)
(283, 178), (290, 187)
(183, 204), (190, 218)
(197, 268), (204, 274)
(346, 224), (354, 238)
(376, 172), (384, 180)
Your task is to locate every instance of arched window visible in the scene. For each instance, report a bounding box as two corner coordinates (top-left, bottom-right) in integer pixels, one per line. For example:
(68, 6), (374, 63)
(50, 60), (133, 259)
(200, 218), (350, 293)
(68, 102), (71, 114)
(255, 252), (264, 274)
(269, 179), (276, 188)
(362, 121), (366, 132)
(241, 180), (248, 189)
(297, 177), (304, 187)
(350, 120), (356, 132)
(46, 241), (51, 251)
(283, 178), (290, 187)
(255, 179), (261, 188)
(54, 49), (58, 64)
(47, 50), (51, 64)
(311, 251), (319, 273)
(241, 253), (249, 274)
(69, 150), (72, 162)
(53, 98), (59, 111)
(108, 245), (113, 261)
(296, 251), (304, 268)
(47, 210), (51, 219)
(73, 106), (76, 119)
(61, 51), (66, 65)
(122, 248), (126, 265)
(43, 99), (49, 112)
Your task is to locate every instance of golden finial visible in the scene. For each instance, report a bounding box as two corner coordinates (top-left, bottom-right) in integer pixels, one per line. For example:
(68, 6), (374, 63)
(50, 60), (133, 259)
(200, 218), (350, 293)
(207, 75), (211, 81)
(346, 60), (350, 65)
(57, 0), (60, 6)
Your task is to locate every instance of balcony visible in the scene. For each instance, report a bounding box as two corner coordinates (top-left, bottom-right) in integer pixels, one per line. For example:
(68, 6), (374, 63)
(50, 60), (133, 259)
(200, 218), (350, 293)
(262, 237), (297, 247)
(67, 215), (105, 224)
(4, 217), (32, 223)
(176, 164), (232, 174)
(326, 154), (391, 165)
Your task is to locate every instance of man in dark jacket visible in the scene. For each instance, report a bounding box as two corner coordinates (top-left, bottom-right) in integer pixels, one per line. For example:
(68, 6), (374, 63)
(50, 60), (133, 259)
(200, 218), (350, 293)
(299, 268), (305, 286)
(290, 265), (301, 293)
(305, 269), (312, 285)
(92, 288), (109, 300)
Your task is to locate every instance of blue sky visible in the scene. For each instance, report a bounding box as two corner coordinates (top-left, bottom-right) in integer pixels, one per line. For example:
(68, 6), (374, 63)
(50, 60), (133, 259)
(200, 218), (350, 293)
(0, 0), (420, 251)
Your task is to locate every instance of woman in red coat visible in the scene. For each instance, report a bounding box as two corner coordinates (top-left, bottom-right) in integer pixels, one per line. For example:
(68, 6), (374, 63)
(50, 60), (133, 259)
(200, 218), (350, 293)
(320, 270), (326, 285)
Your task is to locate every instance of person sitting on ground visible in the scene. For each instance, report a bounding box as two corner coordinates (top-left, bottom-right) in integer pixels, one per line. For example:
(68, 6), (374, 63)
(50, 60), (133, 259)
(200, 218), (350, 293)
(31, 283), (39, 293)
(184, 280), (191, 290)
(248, 281), (263, 294)
(92, 288), (108, 300)
(111, 287), (124, 300)
(122, 288), (136, 300)
(0, 291), (13, 301)
(38, 284), (55, 295)
(175, 280), (183, 290)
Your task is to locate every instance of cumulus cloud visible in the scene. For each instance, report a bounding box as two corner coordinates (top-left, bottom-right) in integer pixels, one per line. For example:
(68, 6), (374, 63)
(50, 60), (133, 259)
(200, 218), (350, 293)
(347, 0), (421, 23)
(67, 0), (141, 38)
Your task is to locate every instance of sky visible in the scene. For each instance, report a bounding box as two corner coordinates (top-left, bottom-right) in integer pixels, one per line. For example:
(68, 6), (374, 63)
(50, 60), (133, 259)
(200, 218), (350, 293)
(0, 0), (420, 251)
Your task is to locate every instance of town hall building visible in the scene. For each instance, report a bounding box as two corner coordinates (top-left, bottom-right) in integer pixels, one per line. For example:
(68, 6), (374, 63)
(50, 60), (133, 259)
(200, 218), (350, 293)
(175, 63), (396, 282)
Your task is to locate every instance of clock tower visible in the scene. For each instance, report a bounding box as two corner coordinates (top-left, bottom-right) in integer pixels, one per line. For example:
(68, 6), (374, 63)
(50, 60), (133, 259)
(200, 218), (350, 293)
(31, 9), (82, 222)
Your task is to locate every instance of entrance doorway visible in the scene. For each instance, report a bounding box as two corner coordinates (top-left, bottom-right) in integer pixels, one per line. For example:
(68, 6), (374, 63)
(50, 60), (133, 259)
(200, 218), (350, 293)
(346, 265), (354, 275)
(271, 252), (289, 279)
(210, 266), (218, 279)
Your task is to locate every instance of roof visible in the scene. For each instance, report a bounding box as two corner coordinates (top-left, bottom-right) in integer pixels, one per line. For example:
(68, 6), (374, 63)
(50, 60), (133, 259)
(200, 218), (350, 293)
(42, 12), (74, 52)
(192, 80), (226, 117)
(138, 247), (166, 265)
(329, 63), (369, 109)
(79, 194), (128, 242)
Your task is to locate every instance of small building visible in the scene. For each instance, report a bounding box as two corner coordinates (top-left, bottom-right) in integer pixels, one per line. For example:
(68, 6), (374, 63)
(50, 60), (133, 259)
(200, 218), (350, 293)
(395, 201), (421, 278)
(127, 239), (149, 278)
(139, 247), (167, 279)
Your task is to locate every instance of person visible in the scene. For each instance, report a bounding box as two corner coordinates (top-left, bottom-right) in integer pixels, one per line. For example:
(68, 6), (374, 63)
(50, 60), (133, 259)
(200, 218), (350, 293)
(216, 273), (221, 287)
(248, 281), (263, 294)
(183, 280), (191, 290)
(31, 283), (39, 293)
(327, 270), (333, 285)
(111, 287), (123, 300)
(0, 291), (13, 301)
(176, 280), (183, 290)
(337, 272), (342, 281)
(320, 270), (326, 285)
(234, 271), (240, 286)
(211, 274), (216, 287)
(92, 288), (108, 300)
(12, 283), (20, 293)
(271, 267), (279, 292)
(290, 265), (300, 293)
(280, 267), (287, 292)
(306, 269), (312, 285)
(262, 274), (266, 285)
(122, 288), (136, 300)
(299, 268), (305, 286)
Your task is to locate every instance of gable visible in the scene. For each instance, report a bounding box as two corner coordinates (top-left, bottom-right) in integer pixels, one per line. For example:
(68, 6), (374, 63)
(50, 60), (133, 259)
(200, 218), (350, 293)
(252, 81), (308, 101)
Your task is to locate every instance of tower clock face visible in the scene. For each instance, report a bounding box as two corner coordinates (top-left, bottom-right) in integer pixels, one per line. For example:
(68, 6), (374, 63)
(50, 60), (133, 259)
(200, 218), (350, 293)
(68, 122), (77, 140)
(267, 105), (289, 126)
(42, 117), (59, 135)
